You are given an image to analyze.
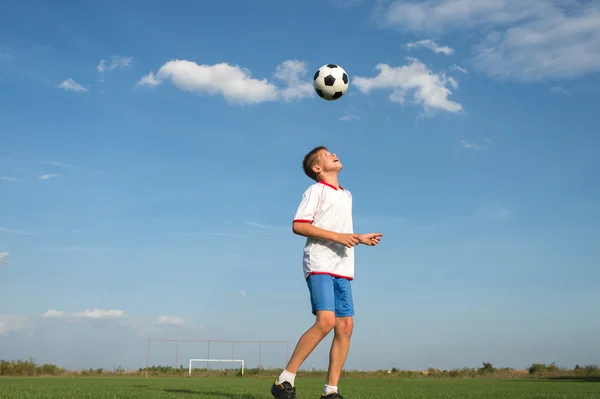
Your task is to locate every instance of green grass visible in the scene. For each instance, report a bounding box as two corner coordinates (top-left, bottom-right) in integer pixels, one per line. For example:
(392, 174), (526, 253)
(1, 376), (599, 398)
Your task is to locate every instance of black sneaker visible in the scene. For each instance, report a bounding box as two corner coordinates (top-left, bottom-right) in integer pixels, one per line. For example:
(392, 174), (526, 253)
(271, 379), (296, 399)
(321, 392), (343, 399)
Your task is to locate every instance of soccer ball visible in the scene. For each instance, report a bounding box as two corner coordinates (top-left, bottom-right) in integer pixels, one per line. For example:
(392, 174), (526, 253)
(313, 64), (349, 101)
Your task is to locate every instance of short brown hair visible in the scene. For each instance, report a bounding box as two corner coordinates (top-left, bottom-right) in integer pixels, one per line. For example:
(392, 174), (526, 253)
(302, 146), (327, 181)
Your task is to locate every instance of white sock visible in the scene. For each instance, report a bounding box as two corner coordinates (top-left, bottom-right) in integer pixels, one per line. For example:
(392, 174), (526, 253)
(323, 384), (338, 395)
(277, 369), (296, 386)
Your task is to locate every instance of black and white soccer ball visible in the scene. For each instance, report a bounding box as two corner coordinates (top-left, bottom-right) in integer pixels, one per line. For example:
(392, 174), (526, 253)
(313, 64), (349, 101)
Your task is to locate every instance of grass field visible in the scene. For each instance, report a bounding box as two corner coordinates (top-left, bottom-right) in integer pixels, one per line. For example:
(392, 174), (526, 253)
(1, 376), (600, 399)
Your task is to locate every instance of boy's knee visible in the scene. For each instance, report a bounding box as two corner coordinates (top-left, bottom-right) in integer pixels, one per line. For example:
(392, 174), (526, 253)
(335, 317), (354, 337)
(315, 311), (336, 335)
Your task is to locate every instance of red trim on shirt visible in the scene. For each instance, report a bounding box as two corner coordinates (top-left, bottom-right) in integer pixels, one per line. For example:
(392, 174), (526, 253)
(306, 271), (353, 281)
(318, 180), (344, 191)
(293, 219), (313, 223)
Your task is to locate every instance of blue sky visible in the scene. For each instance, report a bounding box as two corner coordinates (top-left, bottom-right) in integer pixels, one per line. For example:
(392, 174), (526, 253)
(1, 0), (599, 372)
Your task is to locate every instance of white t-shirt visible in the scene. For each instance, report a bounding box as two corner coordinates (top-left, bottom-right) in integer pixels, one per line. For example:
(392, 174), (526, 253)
(293, 180), (355, 280)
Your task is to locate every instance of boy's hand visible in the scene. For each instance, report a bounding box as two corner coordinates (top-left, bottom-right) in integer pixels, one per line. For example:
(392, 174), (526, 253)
(335, 233), (361, 248)
(358, 233), (383, 246)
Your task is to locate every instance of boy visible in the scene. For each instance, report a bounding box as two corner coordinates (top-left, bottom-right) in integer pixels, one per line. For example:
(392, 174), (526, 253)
(271, 146), (382, 399)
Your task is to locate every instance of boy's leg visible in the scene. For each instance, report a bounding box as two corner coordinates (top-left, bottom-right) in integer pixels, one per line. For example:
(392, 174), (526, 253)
(283, 309), (336, 374)
(271, 274), (337, 399)
(324, 277), (354, 395)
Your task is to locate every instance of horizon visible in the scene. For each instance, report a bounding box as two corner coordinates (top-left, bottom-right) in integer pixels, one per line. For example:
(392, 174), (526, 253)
(1, 356), (595, 374)
(1, 0), (599, 372)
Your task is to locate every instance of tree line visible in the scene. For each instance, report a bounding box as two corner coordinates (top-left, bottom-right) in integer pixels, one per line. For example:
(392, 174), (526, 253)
(1, 358), (598, 380)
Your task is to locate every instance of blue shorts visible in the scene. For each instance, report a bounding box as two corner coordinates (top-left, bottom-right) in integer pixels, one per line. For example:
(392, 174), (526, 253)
(306, 273), (354, 317)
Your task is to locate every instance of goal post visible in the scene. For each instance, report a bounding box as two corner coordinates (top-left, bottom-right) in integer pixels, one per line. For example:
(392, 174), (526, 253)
(144, 339), (289, 378)
(188, 359), (245, 377)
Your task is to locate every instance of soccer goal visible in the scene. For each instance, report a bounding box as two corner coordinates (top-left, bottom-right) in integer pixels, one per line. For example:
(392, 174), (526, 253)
(188, 359), (245, 377)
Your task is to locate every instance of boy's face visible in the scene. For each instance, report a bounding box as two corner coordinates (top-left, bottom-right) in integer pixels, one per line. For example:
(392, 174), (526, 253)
(313, 149), (342, 176)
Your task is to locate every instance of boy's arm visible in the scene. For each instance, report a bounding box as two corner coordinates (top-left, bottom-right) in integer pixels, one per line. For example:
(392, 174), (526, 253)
(292, 221), (360, 248)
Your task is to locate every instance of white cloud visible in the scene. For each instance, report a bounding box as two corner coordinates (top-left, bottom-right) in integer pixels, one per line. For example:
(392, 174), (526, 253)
(35, 246), (131, 252)
(374, 0), (600, 81)
(156, 315), (185, 326)
(273, 59), (314, 102)
(97, 56), (133, 73)
(460, 139), (493, 150)
(244, 221), (287, 230)
(0, 314), (28, 334)
(239, 290), (247, 296)
(549, 85), (572, 95)
(0, 175), (22, 183)
(406, 39), (454, 55)
(0, 252), (8, 265)
(472, 7), (600, 81)
(2, 309), (200, 342)
(176, 231), (241, 237)
(460, 140), (482, 150)
(0, 227), (37, 236)
(0, 157), (76, 169)
(137, 72), (161, 87)
(478, 202), (511, 222)
(137, 60), (279, 104)
(58, 78), (88, 92)
(328, 0), (365, 7)
(353, 58), (463, 114)
(38, 173), (59, 180)
(375, 0), (528, 33)
(137, 59), (314, 104)
(339, 114), (360, 121)
(42, 309), (126, 320)
(451, 64), (468, 74)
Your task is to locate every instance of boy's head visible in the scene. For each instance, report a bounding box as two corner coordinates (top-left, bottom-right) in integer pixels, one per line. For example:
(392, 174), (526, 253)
(302, 146), (342, 181)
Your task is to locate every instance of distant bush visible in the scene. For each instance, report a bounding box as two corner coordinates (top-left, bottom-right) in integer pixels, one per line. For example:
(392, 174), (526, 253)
(575, 364), (600, 377)
(526, 362), (600, 380)
(0, 359), (65, 376)
(478, 362), (496, 374)
(1, 358), (598, 380)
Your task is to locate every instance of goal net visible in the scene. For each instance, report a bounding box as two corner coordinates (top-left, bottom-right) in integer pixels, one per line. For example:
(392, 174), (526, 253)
(189, 359), (245, 376)
(145, 339), (289, 376)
